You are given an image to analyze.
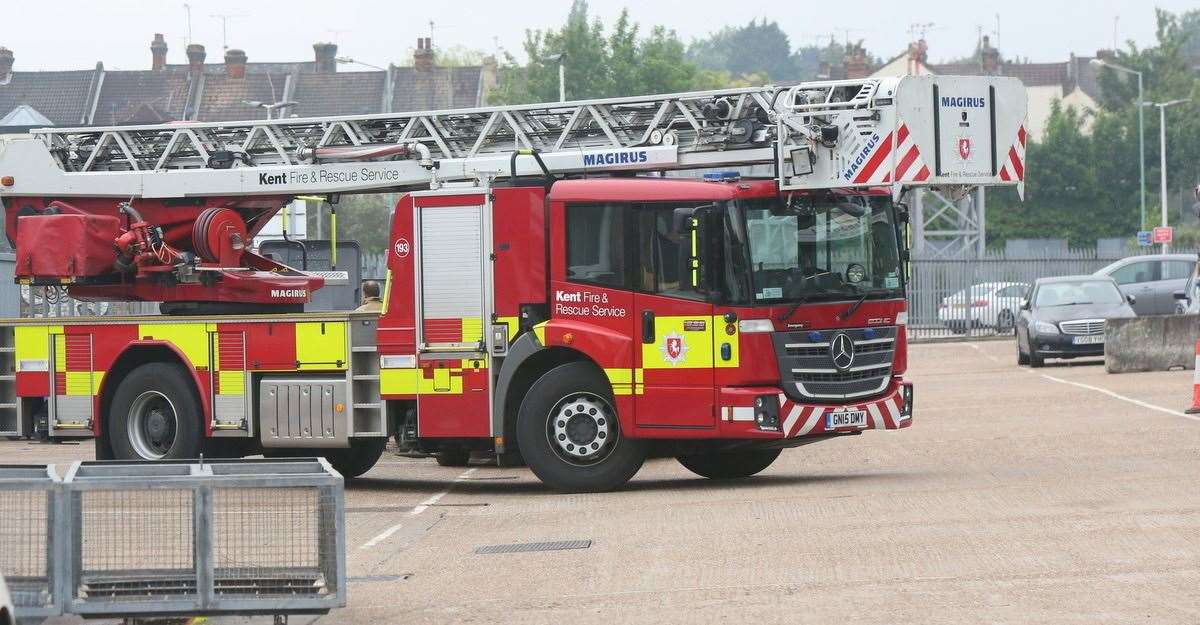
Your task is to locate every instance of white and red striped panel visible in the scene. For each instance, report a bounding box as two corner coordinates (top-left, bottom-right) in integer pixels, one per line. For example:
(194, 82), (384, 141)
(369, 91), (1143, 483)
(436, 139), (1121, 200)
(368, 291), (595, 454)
(778, 387), (908, 438)
(998, 125), (1026, 182)
(852, 123), (931, 185)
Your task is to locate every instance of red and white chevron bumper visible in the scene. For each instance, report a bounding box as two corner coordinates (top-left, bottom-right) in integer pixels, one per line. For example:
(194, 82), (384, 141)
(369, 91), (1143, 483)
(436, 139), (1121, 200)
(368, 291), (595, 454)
(778, 385), (911, 437)
(718, 382), (912, 438)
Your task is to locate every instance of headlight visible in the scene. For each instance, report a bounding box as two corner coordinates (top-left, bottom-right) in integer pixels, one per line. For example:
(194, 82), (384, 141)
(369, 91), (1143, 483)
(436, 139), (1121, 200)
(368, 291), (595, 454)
(1034, 320), (1059, 334)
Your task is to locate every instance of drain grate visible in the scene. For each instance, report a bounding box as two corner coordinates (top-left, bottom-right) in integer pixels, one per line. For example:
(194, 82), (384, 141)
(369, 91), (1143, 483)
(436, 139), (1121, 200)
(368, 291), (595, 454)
(349, 574), (412, 583)
(475, 540), (592, 555)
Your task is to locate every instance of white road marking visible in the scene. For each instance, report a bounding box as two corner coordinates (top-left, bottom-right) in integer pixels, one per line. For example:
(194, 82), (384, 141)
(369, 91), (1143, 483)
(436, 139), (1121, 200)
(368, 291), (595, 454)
(964, 342), (1200, 423)
(1032, 371), (1200, 422)
(359, 467), (477, 550)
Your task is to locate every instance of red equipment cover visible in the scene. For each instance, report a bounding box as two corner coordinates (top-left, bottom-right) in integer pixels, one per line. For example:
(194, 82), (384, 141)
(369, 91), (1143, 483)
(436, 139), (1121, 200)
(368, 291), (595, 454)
(15, 214), (121, 278)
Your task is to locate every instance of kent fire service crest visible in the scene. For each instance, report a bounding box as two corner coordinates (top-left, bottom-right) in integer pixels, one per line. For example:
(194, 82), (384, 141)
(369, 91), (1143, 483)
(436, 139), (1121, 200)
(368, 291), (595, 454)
(957, 136), (972, 161)
(660, 331), (688, 366)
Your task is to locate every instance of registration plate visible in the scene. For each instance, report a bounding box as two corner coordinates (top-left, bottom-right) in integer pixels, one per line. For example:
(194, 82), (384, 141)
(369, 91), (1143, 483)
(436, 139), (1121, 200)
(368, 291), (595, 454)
(826, 409), (868, 429)
(1072, 335), (1104, 345)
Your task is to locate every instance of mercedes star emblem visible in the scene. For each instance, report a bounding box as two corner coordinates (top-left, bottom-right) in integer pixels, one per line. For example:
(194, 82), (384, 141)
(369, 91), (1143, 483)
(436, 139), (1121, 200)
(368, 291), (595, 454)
(830, 333), (855, 371)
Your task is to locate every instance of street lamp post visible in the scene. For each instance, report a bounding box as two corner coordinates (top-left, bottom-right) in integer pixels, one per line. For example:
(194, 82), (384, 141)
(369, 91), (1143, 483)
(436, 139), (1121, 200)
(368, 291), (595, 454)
(1144, 98), (1190, 253)
(1091, 59), (1145, 230)
(546, 53), (567, 102)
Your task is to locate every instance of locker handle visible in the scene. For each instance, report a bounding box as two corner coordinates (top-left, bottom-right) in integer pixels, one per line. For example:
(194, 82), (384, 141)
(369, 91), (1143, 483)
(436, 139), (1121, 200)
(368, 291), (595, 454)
(641, 310), (655, 344)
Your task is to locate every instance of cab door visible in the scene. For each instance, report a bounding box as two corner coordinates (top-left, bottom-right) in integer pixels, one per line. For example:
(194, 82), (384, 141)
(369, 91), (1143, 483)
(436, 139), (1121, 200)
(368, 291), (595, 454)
(632, 203), (716, 429)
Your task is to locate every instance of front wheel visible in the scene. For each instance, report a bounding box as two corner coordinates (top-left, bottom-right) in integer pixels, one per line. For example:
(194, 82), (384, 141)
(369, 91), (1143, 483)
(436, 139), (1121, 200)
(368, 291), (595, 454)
(108, 363), (203, 460)
(997, 310), (1015, 333)
(677, 449), (782, 480)
(516, 362), (647, 493)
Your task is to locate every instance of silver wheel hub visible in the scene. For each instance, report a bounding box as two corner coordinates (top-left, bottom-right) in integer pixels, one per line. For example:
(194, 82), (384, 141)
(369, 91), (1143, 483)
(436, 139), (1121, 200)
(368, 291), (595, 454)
(551, 395), (612, 460)
(128, 391), (178, 460)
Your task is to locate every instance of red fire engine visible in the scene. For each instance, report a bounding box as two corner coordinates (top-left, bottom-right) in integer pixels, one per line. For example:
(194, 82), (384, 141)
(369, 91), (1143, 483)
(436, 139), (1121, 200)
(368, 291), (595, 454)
(0, 76), (1027, 491)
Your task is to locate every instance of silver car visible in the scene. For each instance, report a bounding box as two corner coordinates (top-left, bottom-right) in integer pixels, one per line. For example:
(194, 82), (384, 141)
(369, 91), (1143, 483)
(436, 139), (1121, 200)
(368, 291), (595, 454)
(1095, 254), (1198, 316)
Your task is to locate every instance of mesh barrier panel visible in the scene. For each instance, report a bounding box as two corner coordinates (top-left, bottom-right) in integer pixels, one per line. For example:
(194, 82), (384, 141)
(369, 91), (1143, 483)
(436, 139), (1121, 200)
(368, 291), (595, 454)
(212, 487), (337, 597)
(0, 488), (53, 609)
(78, 489), (196, 602)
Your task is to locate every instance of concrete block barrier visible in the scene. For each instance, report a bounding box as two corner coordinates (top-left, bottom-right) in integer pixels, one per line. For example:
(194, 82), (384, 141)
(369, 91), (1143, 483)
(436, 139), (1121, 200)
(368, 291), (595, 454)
(1105, 315), (1200, 374)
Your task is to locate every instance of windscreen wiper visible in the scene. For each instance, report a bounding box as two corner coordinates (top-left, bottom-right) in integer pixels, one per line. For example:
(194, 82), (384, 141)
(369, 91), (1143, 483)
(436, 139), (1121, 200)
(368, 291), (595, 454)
(838, 290), (870, 321)
(776, 296), (809, 322)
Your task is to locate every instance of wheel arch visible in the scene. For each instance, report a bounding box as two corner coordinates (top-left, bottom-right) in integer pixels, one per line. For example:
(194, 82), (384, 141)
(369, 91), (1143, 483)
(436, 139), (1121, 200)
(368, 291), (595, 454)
(97, 341), (210, 440)
(493, 333), (608, 455)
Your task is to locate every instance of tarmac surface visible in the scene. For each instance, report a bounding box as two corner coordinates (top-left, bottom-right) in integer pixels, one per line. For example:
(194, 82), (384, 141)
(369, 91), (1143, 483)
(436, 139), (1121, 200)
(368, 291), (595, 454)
(7, 339), (1199, 624)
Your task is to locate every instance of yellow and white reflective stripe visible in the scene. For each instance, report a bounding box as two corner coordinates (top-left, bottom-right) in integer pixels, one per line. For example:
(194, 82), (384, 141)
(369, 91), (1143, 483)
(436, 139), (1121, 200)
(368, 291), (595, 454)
(380, 368), (465, 395)
(295, 322), (348, 370)
(497, 316), (521, 341)
(604, 368), (644, 396)
(138, 323), (210, 368)
(15, 325), (58, 371)
(461, 318), (484, 344)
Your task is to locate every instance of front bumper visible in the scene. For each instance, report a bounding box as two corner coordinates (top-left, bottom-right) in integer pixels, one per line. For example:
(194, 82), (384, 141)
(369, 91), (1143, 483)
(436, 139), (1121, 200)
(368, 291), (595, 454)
(1029, 333), (1105, 358)
(718, 380), (912, 439)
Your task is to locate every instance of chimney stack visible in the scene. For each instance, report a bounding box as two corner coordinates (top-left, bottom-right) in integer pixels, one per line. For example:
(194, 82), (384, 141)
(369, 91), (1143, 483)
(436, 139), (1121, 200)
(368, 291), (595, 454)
(980, 35), (1000, 74)
(906, 39), (928, 75)
(844, 42), (870, 79)
(151, 34), (168, 71)
(414, 37), (434, 71)
(224, 48), (247, 78)
(313, 42), (338, 73)
(186, 43), (206, 72)
(0, 47), (14, 83)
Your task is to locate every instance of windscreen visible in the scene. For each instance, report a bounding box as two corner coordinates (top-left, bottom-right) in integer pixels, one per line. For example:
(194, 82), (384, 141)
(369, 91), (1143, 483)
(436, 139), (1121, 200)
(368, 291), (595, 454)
(1034, 281), (1124, 307)
(727, 194), (903, 305)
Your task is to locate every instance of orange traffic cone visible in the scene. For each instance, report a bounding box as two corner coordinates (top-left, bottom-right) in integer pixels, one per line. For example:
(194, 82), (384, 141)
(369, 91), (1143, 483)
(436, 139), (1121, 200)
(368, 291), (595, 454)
(1188, 340), (1200, 414)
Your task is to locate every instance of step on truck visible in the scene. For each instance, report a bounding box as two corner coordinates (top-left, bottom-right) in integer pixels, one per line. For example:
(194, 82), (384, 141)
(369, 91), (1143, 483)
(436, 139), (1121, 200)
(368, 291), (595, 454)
(0, 75), (1027, 491)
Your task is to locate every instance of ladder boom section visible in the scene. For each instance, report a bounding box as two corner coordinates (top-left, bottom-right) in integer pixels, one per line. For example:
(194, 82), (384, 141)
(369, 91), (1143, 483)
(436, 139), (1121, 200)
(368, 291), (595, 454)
(0, 76), (1027, 199)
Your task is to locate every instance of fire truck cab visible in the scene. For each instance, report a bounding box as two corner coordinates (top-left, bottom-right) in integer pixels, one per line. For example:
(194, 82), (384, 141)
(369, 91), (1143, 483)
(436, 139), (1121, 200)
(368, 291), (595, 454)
(379, 175), (911, 490)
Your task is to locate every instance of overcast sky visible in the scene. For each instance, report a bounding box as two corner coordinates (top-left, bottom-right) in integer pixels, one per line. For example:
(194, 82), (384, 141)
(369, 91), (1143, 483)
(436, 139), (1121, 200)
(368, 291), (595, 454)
(6, 0), (1196, 72)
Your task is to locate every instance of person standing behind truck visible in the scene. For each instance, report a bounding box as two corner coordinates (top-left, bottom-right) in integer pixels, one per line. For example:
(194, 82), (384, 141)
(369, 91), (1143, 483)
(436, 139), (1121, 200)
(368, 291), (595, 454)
(355, 280), (384, 312)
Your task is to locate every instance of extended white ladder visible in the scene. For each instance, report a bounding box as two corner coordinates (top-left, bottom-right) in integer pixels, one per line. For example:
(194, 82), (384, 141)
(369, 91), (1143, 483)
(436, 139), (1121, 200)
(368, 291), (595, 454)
(0, 76), (1027, 199)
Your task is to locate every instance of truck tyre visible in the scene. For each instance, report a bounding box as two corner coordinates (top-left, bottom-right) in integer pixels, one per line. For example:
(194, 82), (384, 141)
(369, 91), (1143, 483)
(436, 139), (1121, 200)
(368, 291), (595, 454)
(108, 363), (203, 460)
(324, 438), (387, 479)
(516, 362), (647, 493)
(435, 450), (471, 467)
(677, 449), (781, 480)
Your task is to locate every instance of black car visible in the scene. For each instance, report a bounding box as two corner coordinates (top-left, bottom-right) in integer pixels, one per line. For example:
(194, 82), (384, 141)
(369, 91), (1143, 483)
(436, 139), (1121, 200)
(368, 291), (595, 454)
(1016, 276), (1136, 367)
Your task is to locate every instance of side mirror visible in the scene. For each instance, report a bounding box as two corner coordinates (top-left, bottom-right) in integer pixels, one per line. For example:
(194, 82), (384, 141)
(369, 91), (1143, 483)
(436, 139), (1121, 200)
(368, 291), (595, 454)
(1126, 294), (1137, 305)
(1174, 290), (1188, 301)
(1019, 298), (1030, 310)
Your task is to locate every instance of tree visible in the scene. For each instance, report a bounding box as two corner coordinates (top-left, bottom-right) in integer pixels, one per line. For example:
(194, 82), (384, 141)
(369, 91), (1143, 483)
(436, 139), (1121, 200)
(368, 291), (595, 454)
(987, 8), (1200, 248)
(490, 1), (711, 104)
(688, 19), (798, 82)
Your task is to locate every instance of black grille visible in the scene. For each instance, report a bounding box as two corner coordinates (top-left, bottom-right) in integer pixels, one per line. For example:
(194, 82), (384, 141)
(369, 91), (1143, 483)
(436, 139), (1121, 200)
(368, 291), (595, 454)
(772, 327), (897, 402)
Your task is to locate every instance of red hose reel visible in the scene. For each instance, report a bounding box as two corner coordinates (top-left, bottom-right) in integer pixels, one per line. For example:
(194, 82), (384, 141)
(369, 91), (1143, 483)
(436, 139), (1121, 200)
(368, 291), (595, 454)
(192, 207), (249, 265)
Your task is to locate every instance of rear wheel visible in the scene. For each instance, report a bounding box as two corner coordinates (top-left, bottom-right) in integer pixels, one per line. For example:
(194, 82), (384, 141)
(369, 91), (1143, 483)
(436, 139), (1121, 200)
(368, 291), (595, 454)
(108, 363), (203, 460)
(516, 362), (647, 493)
(677, 449), (782, 480)
(321, 439), (387, 479)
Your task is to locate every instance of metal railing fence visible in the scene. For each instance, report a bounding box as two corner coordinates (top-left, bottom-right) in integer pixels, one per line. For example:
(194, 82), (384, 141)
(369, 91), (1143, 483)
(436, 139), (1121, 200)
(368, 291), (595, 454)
(906, 249), (1195, 341)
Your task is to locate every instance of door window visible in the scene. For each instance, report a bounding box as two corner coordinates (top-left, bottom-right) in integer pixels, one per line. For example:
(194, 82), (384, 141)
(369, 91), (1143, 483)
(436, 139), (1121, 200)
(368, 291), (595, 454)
(1162, 260), (1195, 281)
(635, 204), (711, 302)
(1109, 261), (1157, 285)
(566, 203), (629, 288)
